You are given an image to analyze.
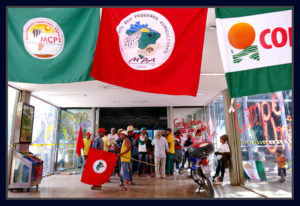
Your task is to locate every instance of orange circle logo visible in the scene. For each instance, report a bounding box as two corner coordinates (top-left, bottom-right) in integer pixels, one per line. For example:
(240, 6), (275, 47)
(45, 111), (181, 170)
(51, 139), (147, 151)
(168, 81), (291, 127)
(228, 22), (255, 50)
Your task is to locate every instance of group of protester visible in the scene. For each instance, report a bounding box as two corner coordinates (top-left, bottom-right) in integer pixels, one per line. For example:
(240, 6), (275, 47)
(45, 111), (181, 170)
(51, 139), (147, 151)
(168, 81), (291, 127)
(81, 125), (231, 191)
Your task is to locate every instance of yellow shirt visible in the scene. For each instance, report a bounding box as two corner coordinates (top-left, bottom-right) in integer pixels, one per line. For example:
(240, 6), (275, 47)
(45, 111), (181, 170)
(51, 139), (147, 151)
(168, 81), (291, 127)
(82, 138), (92, 156)
(167, 134), (175, 154)
(120, 138), (131, 162)
(102, 135), (111, 152)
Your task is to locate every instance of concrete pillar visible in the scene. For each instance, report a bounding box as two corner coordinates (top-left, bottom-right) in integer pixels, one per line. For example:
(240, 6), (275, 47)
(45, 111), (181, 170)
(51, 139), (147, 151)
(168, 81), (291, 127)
(91, 107), (96, 137)
(222, 89), (244, 185)
(95, 107), (100, 137)
(167, 107), (174, 132)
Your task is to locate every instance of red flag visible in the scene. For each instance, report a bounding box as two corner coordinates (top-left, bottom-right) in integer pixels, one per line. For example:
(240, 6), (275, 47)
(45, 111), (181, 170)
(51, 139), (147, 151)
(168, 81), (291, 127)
(90, 8), (208, 96)
(76, 125), (84, 157)
(81, 148), (118, 185)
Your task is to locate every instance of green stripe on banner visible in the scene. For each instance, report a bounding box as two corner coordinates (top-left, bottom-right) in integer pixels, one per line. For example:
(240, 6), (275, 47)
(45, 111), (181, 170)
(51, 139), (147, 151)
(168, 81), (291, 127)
(225, 63), (292, 98)
(215, 8), (292, 19)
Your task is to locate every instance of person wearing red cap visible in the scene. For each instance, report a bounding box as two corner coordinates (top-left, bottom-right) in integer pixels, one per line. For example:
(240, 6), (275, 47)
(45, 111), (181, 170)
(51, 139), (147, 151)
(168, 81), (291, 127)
(81, 132), (92, 171)
(90, 128), (105, 190)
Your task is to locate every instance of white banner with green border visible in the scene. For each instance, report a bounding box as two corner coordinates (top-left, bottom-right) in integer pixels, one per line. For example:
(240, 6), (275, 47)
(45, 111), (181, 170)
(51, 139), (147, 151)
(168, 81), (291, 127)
(215, 8), (292, 98)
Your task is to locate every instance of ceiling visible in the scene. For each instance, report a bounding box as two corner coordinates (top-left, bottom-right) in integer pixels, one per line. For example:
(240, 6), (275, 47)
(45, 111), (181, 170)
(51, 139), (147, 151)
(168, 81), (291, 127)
(8, 8), (227, 108)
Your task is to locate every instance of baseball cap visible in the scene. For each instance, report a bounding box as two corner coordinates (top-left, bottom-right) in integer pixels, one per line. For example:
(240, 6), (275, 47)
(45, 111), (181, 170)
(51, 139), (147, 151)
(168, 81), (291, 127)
(86, 132), (91, 136)
(98, 128), (107, 133)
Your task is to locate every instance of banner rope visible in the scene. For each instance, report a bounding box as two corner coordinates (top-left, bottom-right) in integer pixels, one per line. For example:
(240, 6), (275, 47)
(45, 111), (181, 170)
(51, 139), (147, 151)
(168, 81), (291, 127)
(121, 156), (158, 167)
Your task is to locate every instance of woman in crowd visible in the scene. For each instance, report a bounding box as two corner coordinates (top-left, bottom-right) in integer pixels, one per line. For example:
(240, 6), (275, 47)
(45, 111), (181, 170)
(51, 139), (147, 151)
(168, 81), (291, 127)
(191, 129), (205, 144)
(151, 130), (169, 178)
(174, 130), (183, 174)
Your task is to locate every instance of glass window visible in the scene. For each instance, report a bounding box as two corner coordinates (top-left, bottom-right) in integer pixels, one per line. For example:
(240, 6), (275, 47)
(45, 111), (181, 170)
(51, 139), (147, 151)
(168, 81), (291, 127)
(203, 95), (226, 171)
(235, 90), (292, 190)
(29, 97), (59, 175)
(8, 86), (19, 146)
(56, 109), (92, 172)
(173, 107), (205, 138)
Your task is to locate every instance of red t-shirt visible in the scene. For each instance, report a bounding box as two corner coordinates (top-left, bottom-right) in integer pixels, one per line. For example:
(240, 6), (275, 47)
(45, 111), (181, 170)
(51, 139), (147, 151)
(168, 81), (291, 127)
(174, 135), (182, 150)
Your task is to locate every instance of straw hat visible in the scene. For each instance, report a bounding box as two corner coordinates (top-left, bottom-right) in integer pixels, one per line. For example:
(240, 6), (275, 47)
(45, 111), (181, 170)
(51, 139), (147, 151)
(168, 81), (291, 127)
(127, 125), (134, 132)
(121, 131), (128, 136)
(117, 129), (124, 134)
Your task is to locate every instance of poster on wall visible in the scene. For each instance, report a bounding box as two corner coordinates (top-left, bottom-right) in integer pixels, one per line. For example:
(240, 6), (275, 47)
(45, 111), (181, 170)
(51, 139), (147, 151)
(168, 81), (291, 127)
(19, 103), (35, 143)
(243, 160), (261, 181)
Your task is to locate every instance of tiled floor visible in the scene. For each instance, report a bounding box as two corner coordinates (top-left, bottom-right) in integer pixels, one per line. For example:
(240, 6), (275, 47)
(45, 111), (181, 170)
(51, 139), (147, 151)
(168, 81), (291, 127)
(243, 173), (292, 198)
(8, 172), (264, 199)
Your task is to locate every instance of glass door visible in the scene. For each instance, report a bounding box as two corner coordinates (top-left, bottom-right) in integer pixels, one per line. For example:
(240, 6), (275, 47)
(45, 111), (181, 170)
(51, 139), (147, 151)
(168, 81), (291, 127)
(55, 110), (83, 173)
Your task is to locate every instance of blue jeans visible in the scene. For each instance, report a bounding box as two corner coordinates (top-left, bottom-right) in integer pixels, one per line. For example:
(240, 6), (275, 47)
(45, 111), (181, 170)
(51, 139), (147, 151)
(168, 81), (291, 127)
(120, 161), (133, 182)
(175, 160), (183, 171)
(137, 152), (150, 174)
(121, 162), (130, 181)
(214, 159), (225, 179)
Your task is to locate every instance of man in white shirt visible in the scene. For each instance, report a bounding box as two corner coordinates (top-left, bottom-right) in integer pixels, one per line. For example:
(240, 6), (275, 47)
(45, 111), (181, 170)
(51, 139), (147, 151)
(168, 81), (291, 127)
(152, 130), (169, 178)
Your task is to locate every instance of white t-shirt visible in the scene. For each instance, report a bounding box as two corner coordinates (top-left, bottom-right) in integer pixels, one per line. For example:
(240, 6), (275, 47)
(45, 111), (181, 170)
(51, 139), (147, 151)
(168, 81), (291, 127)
(108, 134), (118, 144)
(152, 137), (169, 158)
(217, 143), (230, 160)
(181, 136), (187, 147)
(138, 135), (147, 152)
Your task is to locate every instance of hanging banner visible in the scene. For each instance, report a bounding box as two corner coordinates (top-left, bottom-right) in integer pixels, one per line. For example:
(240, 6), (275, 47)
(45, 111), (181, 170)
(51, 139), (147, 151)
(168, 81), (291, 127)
(243, 160), (261, 181)
(8, 8), (100, 84)
(215, 8), (292, 98)
(90, 8), (208, 96)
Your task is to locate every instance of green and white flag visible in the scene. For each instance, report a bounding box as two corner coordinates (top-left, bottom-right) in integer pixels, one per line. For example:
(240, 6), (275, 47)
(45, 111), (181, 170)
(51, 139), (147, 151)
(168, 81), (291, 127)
(215, 8), (292, 98)
(8, 8), (100, 83)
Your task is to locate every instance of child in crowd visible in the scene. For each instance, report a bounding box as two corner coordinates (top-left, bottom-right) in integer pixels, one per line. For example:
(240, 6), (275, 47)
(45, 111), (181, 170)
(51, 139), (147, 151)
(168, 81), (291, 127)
(213, 134), (231, 183)
(274, 149), (288, 183)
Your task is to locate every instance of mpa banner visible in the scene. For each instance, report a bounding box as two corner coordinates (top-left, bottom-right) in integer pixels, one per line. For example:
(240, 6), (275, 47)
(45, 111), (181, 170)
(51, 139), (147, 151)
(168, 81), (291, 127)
(215, 8), (292, 98)
(8, 8), (100, 84)
(90, 8), (208, 96)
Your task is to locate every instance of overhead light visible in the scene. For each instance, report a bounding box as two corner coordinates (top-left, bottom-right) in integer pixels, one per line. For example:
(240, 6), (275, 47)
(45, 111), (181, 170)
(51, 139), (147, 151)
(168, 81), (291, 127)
(104, 86), (123, 89)
(113, 100), (149, 103)
(45, 93), (87, 97)
(201, 73), (225, 76)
